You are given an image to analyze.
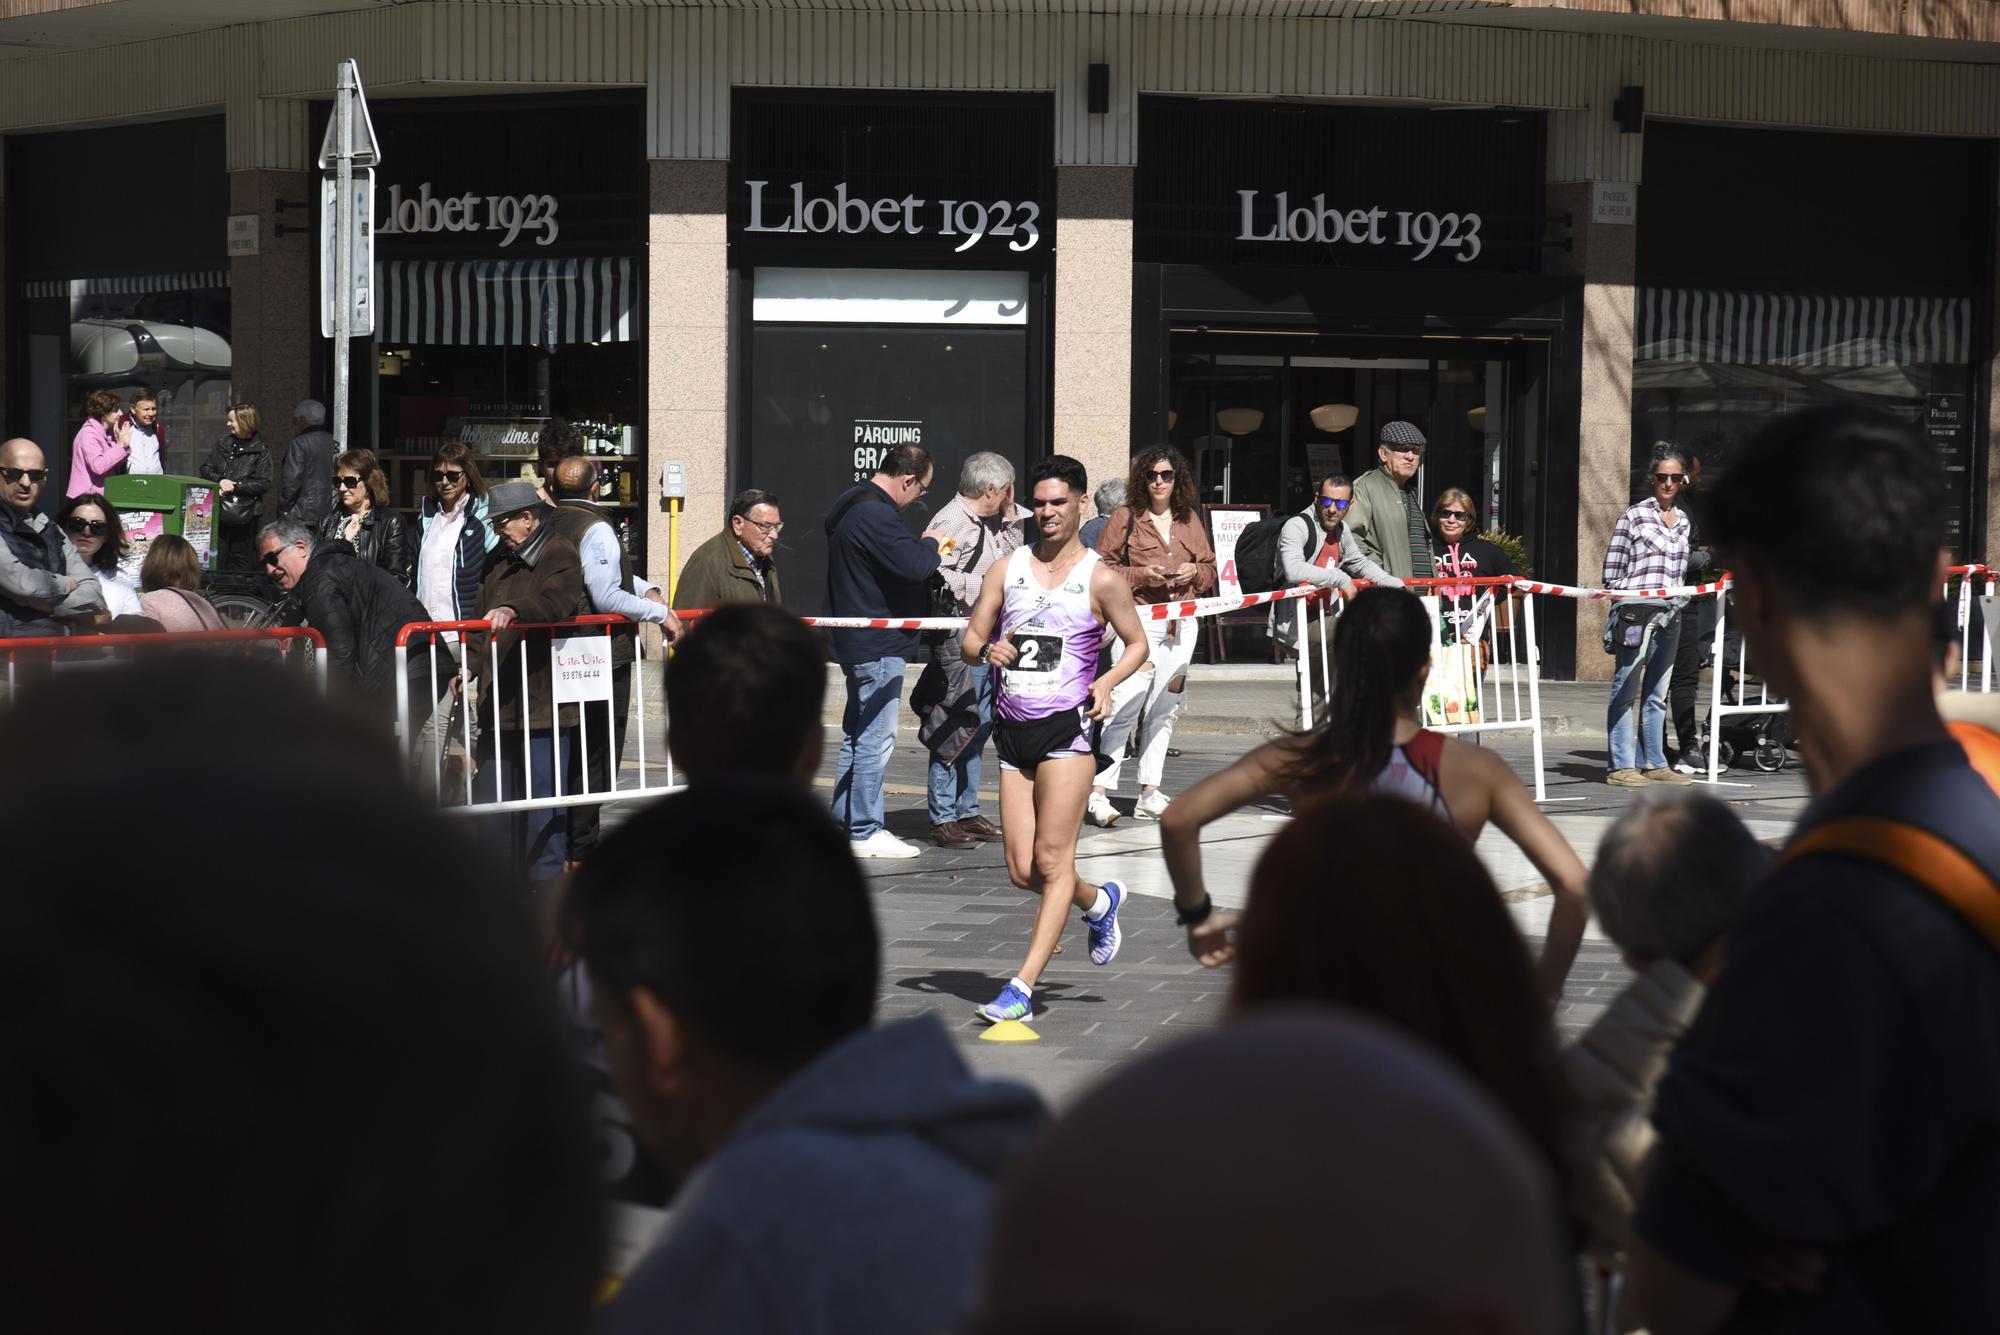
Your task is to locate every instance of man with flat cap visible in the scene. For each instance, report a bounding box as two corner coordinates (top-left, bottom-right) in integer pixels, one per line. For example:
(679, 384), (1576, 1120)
(1346, 420), (1437, 582)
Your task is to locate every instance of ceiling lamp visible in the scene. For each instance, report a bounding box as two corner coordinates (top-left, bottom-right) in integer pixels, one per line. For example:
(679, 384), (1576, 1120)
(1309, 403), (1358, 434)
(1166, 410), (1179, 432)
(1467, 406), (1487, 431)
(1216, 407), (1265, 437)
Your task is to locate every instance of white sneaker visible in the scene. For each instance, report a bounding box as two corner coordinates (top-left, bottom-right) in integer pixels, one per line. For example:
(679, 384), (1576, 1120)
(1086, 791), (1120, 827)
(1673, 759), (1700, 776)
(1133, 790), (1172, 820)
(850, 829), (922, 860)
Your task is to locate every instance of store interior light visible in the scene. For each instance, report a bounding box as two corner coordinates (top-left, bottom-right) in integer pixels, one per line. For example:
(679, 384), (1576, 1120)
(1217, 407), (1265, 437)
(1467, 406), (1487, 431)
(1167, 410), (1179, 431)
(1309, 403), (1358, 434)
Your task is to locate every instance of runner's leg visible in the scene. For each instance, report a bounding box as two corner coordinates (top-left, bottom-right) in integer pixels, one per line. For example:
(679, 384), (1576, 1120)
(1016, 754), (1097, 990)
(999, 764), (1038, 891)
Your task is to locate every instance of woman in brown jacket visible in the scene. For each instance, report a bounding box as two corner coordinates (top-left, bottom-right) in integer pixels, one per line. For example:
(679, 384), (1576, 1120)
(1090, 444), (1216, 825)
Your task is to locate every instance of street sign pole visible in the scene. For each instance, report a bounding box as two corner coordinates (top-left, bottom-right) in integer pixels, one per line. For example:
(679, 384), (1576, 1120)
(332, 62), (355, 453)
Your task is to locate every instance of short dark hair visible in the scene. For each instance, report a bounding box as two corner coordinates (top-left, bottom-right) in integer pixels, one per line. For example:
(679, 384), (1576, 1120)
(730, 488), (778, 521)
(538, 419), (588, 463)
(876, 443), (932, 481)
(1316, 473), (1352, 493)
(563, 780), (879, 1072)
(0, 659), (605, 1333)
(58, 492), (127, 574)
(1709, 407), (1942, 618)
(1029, 454), (1088, 497)
(129, 388), (158, 408)
(665, 603), (825, 781)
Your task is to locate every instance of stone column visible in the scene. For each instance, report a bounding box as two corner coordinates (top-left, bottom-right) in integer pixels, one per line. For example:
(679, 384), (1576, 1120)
(1052, 165), (1133, 500)
(1548, 181), (1636, 682)
(647, 159), (730, 594)
(228, 169), (314, 508)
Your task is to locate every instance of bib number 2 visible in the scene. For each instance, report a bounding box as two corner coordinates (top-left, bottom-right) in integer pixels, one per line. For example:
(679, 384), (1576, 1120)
(1003, 632), (1064, 696)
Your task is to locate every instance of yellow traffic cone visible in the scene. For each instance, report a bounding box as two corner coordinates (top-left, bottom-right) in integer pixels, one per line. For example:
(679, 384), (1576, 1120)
(979, 1020), (1040, 1043)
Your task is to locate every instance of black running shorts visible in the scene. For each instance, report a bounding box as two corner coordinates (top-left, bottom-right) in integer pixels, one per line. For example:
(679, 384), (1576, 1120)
(993, 708), (1094, 776)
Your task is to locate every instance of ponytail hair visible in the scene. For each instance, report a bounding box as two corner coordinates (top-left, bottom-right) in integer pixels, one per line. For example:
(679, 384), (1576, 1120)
(1281, 588), (1434, 792)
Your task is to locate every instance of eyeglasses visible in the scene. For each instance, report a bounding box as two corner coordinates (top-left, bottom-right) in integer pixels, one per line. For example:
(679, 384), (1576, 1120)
(261, 549), (287, 569)
(1316, 496), (1352, 511)
(63, 517), (109, 536)
(1, 467), (48, 485)
(1387, 445), (1423, 457)
(742, 518), (784, 536)
(1652, 472), (1686, 486)
(1436, 509), (1471, 521)
(1148, 469), (1177, 482)
(434, 469), (466, 484)
(334, 475), (364, 490)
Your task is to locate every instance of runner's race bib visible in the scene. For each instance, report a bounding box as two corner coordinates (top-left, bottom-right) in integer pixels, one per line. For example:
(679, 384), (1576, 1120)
(1003, 631), (1064, 697)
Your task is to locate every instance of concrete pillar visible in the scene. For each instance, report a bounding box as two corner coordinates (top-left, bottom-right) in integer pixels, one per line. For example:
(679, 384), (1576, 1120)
(228, 169), (313, 518)
(1052, 165), (1133, 502)
(647, 159), (729, 594)
(1548, 180), (1636, 682)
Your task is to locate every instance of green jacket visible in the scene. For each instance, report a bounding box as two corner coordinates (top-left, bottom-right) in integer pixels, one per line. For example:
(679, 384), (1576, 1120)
(1345, 466), (1422, 582)
(672, 527), (782, 611)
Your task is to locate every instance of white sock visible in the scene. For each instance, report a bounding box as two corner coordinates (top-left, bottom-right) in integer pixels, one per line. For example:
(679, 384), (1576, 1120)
(1010, 976), (1032, 996)
(1083, 886), (1111, 922)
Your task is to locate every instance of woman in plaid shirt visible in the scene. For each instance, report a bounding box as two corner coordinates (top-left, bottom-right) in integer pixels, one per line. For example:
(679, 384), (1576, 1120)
(1602, 444), (1694, 786)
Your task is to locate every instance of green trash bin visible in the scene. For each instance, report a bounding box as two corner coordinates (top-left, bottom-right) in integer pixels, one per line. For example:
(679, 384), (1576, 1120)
(103, 473), (220, 578)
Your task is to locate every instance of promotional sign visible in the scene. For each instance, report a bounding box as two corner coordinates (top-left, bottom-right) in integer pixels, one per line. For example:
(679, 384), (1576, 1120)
(1421, 594), (1485, 728)
(182, 484), (215, 568)
(319, 168), (376, 337)
(553, 633), (616, 705)
(1205, 505), (1267, 600)
(118, 510), (164, 583)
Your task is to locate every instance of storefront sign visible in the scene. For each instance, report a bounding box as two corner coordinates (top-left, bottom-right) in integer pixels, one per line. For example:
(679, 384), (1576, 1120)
(1235, 192), (1483, 262)
(377, 182), (560, 247)
(456, 418), (549, 458)
(852, 419), (923, 479)
(226, 214), (260, 257)
(743, 181), (1041, 254)
(1591, 181), (1638, 226)
(553, 633), (615, 704)
(1928, 389), (1971, 555)
(1206, 505), (1266, 598)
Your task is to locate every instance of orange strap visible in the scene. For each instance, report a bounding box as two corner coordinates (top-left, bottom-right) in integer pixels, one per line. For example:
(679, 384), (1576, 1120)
(1783, 817), (2000, 954)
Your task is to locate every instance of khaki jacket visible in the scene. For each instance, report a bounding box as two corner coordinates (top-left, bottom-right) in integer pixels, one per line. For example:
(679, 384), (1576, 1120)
(673, 527), (782, 611)
(1345, 466), (1422, 581)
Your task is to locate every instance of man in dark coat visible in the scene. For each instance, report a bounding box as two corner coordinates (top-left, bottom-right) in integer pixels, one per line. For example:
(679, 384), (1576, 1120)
(278, 399), (340, 527)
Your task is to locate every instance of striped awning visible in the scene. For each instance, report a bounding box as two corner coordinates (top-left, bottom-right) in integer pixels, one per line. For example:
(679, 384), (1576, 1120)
(1638, 288), (1973, 368)
(24, 269), (230, 299)
(377, 258), (635, 349)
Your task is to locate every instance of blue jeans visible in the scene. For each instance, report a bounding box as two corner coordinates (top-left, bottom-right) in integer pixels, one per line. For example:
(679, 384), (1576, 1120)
(1607, 615), (1681, 772)
(833, 656), (907, 840)
(927, 664), (992, 824)
(475, 728), (574, 883)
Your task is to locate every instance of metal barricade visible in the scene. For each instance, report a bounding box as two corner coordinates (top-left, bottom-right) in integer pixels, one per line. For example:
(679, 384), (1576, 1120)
(1945, 564), (1993, 693)
(395, 613), (680, 814)
(2, 625), (328, 697)
(1704, 589), (1789, 782)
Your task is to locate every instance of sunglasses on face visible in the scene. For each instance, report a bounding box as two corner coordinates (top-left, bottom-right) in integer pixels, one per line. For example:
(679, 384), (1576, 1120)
(434, 469), (466, 484)
(1148, 469), (1177, 482)
(63, 517), (109, 536)
(1437, 509), (1471, 522)
(261, 550), (287, 569)
(334, 475), (364, 490)
(1, 467), (48, 484)
(1653, 473), (1686, 485)
(1316, 496), (1352, 511)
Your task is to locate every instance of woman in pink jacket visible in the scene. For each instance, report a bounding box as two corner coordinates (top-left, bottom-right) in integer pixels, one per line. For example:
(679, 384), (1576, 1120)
(67, 389), (131, 498)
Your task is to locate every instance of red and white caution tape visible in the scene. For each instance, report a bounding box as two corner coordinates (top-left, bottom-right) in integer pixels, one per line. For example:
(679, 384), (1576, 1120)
(1505, 575), (1734, 601)
(786, 584), (1328, 632)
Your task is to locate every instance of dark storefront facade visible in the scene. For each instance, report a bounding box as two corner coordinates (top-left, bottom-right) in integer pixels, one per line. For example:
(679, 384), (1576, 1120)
(318, 93), (651, 565)
(1634, 122), (1995, 559)
(1130, 96), (1581, 671)
(6, 116), (233, 506)
(730, 90), (1056, 610)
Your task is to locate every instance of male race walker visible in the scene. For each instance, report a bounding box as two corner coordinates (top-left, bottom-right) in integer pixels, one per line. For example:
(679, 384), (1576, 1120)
(961, 456), (1150, 1024)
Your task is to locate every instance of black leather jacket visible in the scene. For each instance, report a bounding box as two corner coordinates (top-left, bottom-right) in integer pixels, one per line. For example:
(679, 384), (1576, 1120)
(318, 505), (413, 590)
(294, 545), (431, 692)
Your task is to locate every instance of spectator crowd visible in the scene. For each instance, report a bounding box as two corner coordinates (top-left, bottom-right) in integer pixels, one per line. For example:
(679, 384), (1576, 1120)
(1, 406), (1996, 1335)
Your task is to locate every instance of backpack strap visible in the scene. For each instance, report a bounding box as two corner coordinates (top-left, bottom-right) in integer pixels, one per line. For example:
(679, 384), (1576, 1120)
(1781, 816), (2000, 955)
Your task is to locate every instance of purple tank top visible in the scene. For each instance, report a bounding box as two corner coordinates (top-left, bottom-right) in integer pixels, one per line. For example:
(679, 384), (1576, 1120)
(994, 547), (1104, 723)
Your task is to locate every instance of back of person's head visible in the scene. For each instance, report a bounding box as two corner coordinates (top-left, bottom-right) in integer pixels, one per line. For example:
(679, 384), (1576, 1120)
(1709, 407), (1942, 619)
(538, 419), (588, 465)
(0, 660), (603, 1334)
(295, 398), (327, 427)
(1232, 795), (1565, 1186)
(1283, 586), (1434, 789)
(551, 455), (598, 501)
(665, 603), (826, 782)
(563, 780), (877, 1077)
(1092, 478), (1125, 516)
(976, 1011), (1562, 1335)
(139, 532), (203, 593)
(877, 442), (932, 480)
(1588, 790), (1771, 965)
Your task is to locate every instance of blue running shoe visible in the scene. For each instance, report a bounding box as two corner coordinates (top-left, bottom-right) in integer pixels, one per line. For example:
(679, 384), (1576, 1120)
(977, 983), (1033, 1024)
(1088, 880), (1125, 966)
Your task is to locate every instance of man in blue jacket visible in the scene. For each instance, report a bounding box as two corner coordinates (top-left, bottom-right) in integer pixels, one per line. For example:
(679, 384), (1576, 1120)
(824, 443), (941, 859)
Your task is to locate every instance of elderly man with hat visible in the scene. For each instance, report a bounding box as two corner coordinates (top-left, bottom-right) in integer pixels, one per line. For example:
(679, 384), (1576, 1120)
(463, 479), (586, 884)
(1345, 420), (1438, 582)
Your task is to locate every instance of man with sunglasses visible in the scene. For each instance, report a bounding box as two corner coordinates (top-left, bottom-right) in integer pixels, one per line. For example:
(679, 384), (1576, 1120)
(1346, 420), (1439, 582)
(1602, 443), (1695, 788)
(277, 399), (339, 527)
(1268, 474), (1400, 717)
(0, 438), (105, 637)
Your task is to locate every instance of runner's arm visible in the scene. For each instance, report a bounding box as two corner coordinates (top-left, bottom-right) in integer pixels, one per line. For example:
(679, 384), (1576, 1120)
(1482, 749), (1591, 998)
(1158, 741), (1292, 967)
(960, 559), (1015, 669)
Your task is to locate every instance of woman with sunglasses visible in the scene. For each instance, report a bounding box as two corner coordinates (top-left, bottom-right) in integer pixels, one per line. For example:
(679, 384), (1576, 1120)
(1602, 444), (1695, 789)
(1089, 444), (1216, 826)
(413, 443), (497, 787)
(317, 448), (413, 589)
(1431, 487), (1520, 652)
(200, 404), (272, 575)
(57, 493), (139, 617)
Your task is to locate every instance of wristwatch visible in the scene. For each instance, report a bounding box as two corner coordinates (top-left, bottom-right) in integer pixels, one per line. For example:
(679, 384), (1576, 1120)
(1174, 894), (1214, 927)
(976, 643), (991, 665)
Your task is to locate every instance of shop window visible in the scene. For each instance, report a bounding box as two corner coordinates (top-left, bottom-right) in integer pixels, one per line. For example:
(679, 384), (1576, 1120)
(1633, 288), (1975, 556)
